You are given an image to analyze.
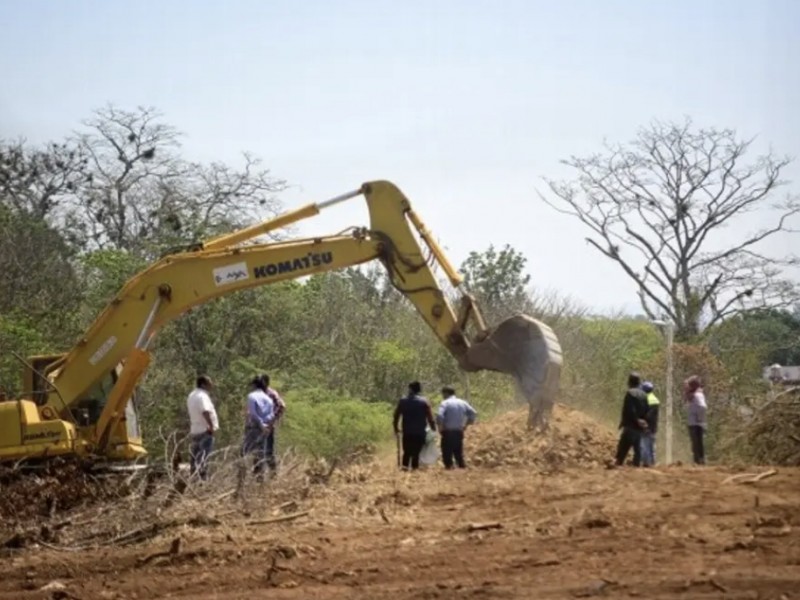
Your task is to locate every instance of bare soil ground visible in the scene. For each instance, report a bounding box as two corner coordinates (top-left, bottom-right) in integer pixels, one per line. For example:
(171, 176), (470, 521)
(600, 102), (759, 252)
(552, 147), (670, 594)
(1, 406), (798, 600)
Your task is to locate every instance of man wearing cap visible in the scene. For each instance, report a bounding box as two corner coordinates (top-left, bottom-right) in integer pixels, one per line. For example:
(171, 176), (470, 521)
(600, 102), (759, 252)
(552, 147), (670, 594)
(614, 372), (649, 467)
(436, 386), (478, 469)
(640, 381), (660, 467)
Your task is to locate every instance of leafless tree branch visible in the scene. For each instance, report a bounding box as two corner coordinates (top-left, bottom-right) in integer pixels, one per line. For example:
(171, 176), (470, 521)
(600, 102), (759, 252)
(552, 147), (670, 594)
(539, 118), (799, 339)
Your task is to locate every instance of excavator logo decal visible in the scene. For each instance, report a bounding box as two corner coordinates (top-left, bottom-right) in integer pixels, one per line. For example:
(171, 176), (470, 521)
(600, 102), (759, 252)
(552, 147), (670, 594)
(213, 262), (249, 287)
(254, 252), (333, 279)
(22, 429), (62, 442)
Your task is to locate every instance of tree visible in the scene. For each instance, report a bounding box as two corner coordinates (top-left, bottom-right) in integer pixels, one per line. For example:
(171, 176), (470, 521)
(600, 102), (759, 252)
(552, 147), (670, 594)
(70, 105), (287, 255)
(709, 308), (800, 374)
(0, 204), (82, 342)
(541, 119), (800, 340)
(0, 139), (88, 220)
(459, 244), (532, 321)
(2, 106), (288, 257)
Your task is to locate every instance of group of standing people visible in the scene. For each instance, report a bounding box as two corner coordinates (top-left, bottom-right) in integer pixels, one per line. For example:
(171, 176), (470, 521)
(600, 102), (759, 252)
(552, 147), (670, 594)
(392, 381), (478, 471)
(185, 369), (710, 479)
(185, 373), (285, 481)
(615, 372), (708, 468)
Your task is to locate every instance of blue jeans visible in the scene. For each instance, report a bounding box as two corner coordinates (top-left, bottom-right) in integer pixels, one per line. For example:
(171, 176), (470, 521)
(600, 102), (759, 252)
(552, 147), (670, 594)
(242, 426), (270, 477)
(190, 432), (214, 480)
(640, 432), (656, 466)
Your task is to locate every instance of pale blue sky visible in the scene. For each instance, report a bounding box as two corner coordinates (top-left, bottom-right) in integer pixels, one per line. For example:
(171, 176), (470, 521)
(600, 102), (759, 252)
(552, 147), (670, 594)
(1, 0), (798, 314)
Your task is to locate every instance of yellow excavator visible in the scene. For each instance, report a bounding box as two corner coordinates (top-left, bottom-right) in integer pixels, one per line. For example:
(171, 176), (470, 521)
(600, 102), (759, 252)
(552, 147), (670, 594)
(0, 180), (562, 464)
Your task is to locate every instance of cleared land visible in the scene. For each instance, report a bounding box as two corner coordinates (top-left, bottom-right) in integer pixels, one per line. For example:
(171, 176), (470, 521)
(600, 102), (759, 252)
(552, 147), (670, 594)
(1, 406), (798, 599)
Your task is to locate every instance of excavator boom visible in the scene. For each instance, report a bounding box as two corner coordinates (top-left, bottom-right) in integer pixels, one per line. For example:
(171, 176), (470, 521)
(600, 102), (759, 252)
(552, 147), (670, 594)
(0, 180), (562, 463)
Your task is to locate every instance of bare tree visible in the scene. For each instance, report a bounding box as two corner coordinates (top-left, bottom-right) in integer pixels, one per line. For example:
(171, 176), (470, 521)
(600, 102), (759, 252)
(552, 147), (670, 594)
(0, 139), (88, 219)
(2, 105), (288, 256)
(69, 105), (287, 254)
(541, 119), (799, 339)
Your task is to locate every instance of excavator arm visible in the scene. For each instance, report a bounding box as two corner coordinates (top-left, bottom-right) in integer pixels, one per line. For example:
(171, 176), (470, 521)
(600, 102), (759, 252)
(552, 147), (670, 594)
(0, 180), (562, 463)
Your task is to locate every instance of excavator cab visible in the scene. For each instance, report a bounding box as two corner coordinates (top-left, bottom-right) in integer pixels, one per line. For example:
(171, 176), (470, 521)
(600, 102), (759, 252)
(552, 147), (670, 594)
(69, 368), (144, 460)
(0, 356), (146, 463)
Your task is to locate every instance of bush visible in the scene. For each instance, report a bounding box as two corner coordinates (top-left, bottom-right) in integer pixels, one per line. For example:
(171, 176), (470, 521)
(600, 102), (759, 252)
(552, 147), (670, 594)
(278, 393), (390, 461)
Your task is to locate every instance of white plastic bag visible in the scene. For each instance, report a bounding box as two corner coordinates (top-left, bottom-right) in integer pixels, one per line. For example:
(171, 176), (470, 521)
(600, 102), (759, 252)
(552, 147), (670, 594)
(419, 429), (440, 466)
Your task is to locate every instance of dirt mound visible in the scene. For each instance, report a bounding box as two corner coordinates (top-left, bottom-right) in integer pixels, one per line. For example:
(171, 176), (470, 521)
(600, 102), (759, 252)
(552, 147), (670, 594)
(0, 460), (129, 523)
(466, 403), (616, 471)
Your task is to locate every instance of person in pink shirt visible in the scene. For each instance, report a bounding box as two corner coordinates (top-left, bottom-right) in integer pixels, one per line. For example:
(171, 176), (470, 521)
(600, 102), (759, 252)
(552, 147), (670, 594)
(684, 375), (708, 465)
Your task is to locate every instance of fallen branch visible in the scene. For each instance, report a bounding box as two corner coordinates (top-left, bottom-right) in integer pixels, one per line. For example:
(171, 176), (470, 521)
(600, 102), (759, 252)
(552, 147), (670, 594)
(109, 515), (222, 547)
(722, 470), (777, 485)
(743, 469), (777, 484)
(136, 537), (181, 566)
(709, 579), (729, 593)
(38, 541), (95, 553)
(465, 522), (503, 532)
(247, 510), (310, 526)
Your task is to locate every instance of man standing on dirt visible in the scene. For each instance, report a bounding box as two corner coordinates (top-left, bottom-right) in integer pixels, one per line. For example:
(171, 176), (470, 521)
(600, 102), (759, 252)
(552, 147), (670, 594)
(436, 386), (477, 469)
(187, 375), (219, 481)
(242, 376), (275, 481)
(261, 373), (285, 471)
(393, 381), (436, 471)
(614, 372), (649, 467)
(639, 381), (660, 467)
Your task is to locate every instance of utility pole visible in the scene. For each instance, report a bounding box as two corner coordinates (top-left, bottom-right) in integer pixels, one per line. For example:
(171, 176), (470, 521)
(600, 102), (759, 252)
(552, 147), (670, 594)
(651, 319), (675, 465)
(664, 321), (674, 465)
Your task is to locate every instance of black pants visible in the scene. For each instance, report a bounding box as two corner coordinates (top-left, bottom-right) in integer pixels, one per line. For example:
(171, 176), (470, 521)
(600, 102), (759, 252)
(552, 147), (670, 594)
(402, 433), (426, 470)
(242, 426), (269, 477)
(441, 430), (466, 469)
(689, 425), (706, 465)
(615, 427), (642, 466)
(266, 429), (277, 470)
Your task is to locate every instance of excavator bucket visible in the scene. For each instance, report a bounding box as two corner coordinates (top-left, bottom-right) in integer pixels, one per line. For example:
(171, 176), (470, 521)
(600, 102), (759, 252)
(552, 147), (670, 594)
(465, 315), (563, 431)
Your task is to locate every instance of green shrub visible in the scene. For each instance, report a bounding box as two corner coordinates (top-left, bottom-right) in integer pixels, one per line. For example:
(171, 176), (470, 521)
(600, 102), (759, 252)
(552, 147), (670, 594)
(278, 393), (390, 461)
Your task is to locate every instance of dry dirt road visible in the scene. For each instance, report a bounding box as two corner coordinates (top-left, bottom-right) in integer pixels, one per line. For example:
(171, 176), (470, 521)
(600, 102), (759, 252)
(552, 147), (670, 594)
(1, 462), (798, 600)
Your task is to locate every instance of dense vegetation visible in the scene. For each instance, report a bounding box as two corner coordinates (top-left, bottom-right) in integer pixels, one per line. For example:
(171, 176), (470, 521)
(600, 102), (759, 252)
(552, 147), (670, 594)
(2, 107), (798, 465)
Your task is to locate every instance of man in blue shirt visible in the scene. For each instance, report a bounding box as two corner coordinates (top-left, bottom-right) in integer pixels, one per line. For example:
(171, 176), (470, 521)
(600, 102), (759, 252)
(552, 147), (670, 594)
(241, 376), (275, 480)
(436, 386), (477, 469)
(393, 381), (436, 470)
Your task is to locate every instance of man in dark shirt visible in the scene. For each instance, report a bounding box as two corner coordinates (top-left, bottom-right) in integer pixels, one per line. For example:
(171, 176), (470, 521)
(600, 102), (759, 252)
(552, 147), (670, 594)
(393, 381), (436, 470)
(614, 372), (649, 467)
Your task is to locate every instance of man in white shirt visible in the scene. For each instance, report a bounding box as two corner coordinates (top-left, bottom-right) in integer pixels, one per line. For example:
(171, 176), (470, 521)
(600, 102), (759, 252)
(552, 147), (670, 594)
(436, 386), (477, 469)
(187, 375), (218, 480)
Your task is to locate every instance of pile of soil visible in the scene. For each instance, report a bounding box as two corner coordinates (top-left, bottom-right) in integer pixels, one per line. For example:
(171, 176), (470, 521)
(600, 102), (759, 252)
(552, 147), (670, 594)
(0, 460), (129, 524)
(466, 403), (616, 471)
